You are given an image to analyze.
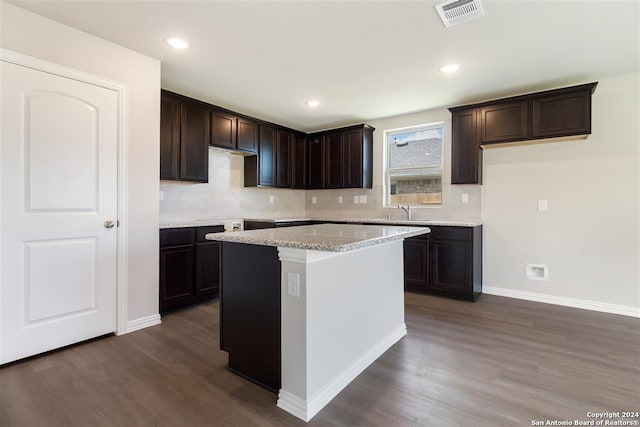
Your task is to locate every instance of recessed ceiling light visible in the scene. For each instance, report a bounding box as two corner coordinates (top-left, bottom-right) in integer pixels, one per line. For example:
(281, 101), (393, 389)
(305, 100), (320, 108)
(439, 63), (460, 73)
(166, 36), (190, 49)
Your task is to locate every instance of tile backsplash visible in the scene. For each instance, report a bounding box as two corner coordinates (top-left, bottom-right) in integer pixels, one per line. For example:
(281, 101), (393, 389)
(160, 144), (483, 225)
(159, 149), (306, 224)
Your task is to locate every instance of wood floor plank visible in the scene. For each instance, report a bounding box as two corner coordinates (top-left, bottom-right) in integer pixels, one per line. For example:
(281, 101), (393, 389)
(1, 293), (638, 427)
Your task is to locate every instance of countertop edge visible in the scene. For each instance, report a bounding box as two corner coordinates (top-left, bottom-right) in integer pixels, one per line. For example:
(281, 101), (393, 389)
(206, 226), (430, 252)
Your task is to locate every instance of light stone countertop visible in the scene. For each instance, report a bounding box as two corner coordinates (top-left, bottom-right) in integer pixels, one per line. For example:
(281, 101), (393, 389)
(206, 223), (430, 252)
(160, 219), (227, 229)
(243, 217), (482, 227)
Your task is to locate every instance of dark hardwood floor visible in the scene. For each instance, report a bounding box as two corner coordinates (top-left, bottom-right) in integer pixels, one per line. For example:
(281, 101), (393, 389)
(1, 293), (638, 427)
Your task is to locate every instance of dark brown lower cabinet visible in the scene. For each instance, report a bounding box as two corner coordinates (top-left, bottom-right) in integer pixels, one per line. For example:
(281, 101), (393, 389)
(403, 234), (429, 292)
(160, 225), (225, 314)
(220, 242), (281, 393)
(403, 225), (482, 301)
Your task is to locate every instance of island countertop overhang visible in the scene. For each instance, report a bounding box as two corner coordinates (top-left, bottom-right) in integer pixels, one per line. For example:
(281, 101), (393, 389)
(206, 223), (430, 252)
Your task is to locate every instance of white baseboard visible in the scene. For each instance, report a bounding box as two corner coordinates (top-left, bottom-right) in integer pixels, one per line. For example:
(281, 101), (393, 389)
(278, 324), (407, 422)
(483, 286), (640, 318)
(124, 314), (162, 334)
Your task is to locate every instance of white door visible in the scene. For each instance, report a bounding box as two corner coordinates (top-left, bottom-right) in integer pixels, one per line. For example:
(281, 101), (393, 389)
(1, 60), (118, 364)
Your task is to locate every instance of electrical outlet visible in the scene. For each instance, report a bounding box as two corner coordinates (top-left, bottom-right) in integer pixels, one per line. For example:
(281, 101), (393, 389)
(312, 196), (317, 205)
(461, 193), (469, 204)
(287, 272), (300, 297)
(269, 194), (275, 204)
(338, 196), (343, 204)
(353, 195), (359, 204)
(359, 195), (367, 204)
(159, 191), (164, 201)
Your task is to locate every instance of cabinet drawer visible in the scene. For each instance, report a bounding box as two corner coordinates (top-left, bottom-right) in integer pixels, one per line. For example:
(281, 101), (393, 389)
(160, 228), (195, 247)
(429, 226), (472, 241)
(196, 225), (225, 242)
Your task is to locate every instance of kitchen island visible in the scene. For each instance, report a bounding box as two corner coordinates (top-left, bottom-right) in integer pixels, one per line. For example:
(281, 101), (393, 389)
(207, 223), (429, 422)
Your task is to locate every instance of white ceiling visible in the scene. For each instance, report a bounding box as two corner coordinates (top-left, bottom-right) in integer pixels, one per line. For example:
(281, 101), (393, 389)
(9, 0), (639, 132)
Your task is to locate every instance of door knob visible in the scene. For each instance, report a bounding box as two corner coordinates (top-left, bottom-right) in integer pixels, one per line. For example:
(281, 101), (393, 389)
(104, 220), (115, 229)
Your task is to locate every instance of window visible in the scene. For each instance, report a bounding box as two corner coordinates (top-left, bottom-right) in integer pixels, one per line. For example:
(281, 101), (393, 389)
(385, 123), (443, 206)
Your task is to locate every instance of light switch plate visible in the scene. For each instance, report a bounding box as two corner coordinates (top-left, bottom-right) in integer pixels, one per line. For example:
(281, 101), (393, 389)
(461, 193), (469, 204)
(159, 191), (164, 201)
(353, 195), (359, 204)
(312, 196), (317, 205)
(359, 195), (367, 204)
(338, 196), (343, 204)
(538, 200), (548, 211)
(269, 195), (275, 204)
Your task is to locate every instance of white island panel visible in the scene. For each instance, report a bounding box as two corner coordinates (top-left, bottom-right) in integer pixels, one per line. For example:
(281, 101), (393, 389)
(278, 240), (406, 421)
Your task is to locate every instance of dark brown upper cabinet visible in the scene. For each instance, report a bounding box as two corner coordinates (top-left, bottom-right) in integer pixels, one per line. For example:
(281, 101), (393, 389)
(449, 82), (597, 185)
(343, 126), (373, 188)
(532, 90), (592, 138)
(308, 134), (324, 189)
(276, 130), (293, 187)
(160, 90), (209, 183)
(292, 134), (308, 189)
(451, 109), (481, 185)
(210, 110), (236, 150)
(210, 110), (259, 154)
(237, 118), (259, 153)
(480, 101), (529, 144)
(318, 124), (374, 189)
(323, 131), (344, 188)
(259, 125), (277, 187)
(160, 92), (181, 180)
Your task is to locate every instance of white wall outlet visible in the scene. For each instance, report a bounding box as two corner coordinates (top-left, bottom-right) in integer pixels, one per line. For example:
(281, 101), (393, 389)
(353, 195), (359, 204)
(338, 196), (343, 204)
(359, 195), (367, 204)
(537, 200), (548, 211)
(159, 190), (164, 201)
(287, 272), (301, 297)
(269, 194), (275, 204)
(461, 193), (469, 204)
(312, 196), (317, 205)
(526, 264), (549, 281)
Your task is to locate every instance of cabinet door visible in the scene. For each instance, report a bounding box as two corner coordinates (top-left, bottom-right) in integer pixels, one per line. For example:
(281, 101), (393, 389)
(276, 130), (293, 188)
(480, 101), (529, 144)
(308, 134), (324, 189)
(343, 128), (363, 188)
(237, 118), (258, 153)
(180, 101), (210, 182)
(259, 125), (277, 186)
(195, 242), (220, 301)
(430, 240), (472, 294)
(532, 90), (591, 138)
(451, 109), (481, 184)
(210, 110), (237, 149)
(160, 93), (181, 180)
(324, 131), (344, 188)
(159, 244), (195, 314)
(292, 134), (308, 189)
(403, 236), (429, 290)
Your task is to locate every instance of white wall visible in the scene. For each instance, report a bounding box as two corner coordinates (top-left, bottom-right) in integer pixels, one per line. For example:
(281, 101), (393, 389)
(305, 109), (483, 223)
(1, 2), (162, 323)
(483, 73), (640, 313)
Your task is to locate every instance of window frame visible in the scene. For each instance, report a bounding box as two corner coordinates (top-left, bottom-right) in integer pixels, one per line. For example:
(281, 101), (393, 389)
(383, 122), (445, 208)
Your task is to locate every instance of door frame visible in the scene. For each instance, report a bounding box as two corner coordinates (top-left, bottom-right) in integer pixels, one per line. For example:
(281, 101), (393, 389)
(0, 48), (130, 362)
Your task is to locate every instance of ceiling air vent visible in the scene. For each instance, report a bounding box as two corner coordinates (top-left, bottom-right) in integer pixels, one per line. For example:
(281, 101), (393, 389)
(435, 0), (485, 28)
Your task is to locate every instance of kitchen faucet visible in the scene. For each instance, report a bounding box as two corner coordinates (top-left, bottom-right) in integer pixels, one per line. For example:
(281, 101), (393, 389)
(398, 204), (412, 220)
